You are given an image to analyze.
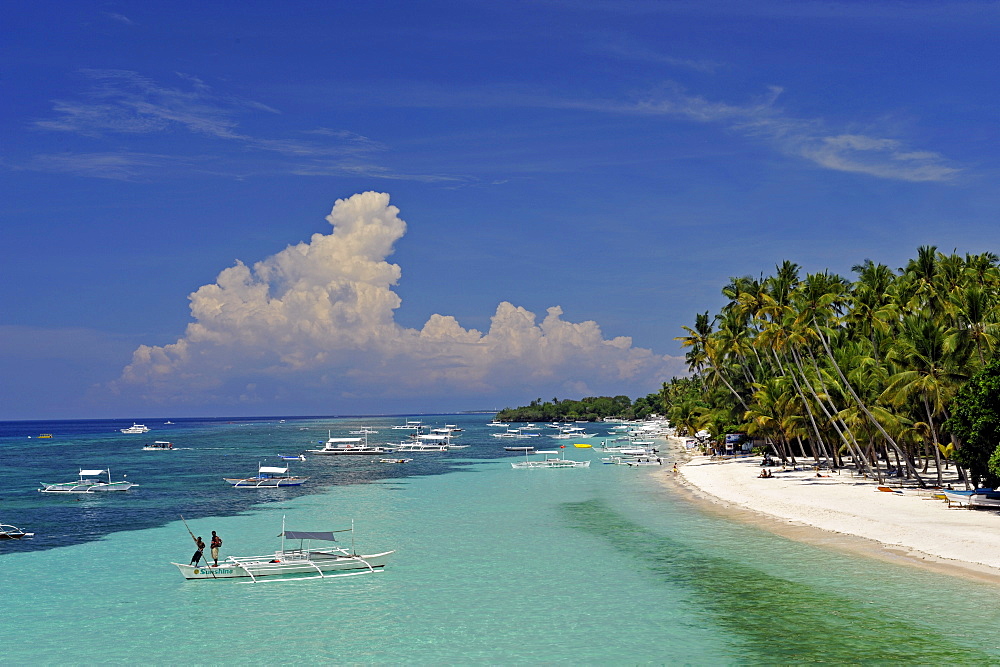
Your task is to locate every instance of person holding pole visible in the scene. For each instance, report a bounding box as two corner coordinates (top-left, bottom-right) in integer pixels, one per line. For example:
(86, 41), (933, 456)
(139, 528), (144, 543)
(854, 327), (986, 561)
(190, 535), (205, 566)
(210, 531), (222, 567)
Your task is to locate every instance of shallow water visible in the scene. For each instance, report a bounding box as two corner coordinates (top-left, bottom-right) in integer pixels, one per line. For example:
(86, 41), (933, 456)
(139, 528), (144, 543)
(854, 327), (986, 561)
(2, 415), (999, 663)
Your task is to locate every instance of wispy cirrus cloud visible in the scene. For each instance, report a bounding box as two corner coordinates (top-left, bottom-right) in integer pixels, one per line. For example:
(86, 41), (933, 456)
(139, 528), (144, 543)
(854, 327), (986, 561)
(582, 83), (960, 182)
(322, 78), (959, 183)
(30, 69), (452, 182)
(23, 151), (196, 180)
(593, 36), (722, 73)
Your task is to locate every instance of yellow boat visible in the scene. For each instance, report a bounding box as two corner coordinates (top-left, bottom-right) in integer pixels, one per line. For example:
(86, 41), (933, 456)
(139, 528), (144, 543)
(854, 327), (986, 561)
(38, 434), (53, 439)
(573, 443), (592, 448)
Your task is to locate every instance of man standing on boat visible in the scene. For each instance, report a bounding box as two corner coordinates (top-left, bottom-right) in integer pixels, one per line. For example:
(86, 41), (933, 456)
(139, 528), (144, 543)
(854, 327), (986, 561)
(190, 536), (205, 566)
(210, 531), (222, 567)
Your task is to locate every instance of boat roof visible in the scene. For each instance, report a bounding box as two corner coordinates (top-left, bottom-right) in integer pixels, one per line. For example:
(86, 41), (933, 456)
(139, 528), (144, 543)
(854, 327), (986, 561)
(259, 466), (288, 474)
(282, 530), (346, 541)
(325, 437), (364, 443)
(79, 469), (107, 476)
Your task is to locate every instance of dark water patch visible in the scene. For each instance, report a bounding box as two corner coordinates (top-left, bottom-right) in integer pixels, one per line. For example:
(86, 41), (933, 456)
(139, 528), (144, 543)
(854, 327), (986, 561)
(560, 498), (994, 663)
(0, 415), (503, 554)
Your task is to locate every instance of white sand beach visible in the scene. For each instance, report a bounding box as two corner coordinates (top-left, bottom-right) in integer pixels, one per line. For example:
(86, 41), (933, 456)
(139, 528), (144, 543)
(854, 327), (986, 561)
(665, 449), (1000, 581)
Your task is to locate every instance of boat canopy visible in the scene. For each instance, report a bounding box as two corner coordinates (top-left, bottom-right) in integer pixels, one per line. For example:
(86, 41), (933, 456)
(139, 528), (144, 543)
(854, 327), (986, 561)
(282, 530), (340, 541)
(79, 469), (107, 476)
(325, 438), (363, 443)
(259, 466), (288, 474)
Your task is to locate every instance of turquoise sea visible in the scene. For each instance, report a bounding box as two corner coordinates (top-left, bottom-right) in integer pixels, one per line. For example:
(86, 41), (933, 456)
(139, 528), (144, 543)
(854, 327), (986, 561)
(2, 414), (1000, 663)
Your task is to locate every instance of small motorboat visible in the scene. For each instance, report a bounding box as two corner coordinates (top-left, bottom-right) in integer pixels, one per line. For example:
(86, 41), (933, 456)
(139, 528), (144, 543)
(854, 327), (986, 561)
(143, 441), (175, 451)
(37, 434), (53, 439)
(379, 458), (413, 464)
(280, 454), (306, 461)
(0, 524), (34, 539)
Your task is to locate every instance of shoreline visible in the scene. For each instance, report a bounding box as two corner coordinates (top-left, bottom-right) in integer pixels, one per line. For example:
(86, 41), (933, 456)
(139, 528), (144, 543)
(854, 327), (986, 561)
(655, 439), (1000, 586)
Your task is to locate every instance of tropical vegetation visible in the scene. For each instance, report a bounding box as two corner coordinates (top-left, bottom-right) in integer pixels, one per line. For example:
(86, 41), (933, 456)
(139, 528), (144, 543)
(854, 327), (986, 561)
(666, 246), (1000, 488)
(496, 394), (663, 423)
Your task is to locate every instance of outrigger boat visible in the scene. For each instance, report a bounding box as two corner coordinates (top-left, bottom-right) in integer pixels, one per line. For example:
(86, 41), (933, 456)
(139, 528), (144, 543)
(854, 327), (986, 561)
(0, 524), (34, 539)
(511, 450), (591, 469)
(172, 519), (393, 582)
(39, 469), (137, 493)
(307, 433), (396, 456)
(224, 465), (308, 488)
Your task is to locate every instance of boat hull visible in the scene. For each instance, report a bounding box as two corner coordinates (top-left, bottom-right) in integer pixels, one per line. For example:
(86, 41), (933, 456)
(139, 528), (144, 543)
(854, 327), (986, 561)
(39, 482), (136, 493)
(511, 460), (591, 469)
(223, 477), (308, 487)
(306, 449), (395, 455)
(173, 550), (394, 579)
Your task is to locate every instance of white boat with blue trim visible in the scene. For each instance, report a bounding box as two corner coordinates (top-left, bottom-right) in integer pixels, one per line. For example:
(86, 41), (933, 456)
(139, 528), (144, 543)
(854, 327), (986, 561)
(39, 469), (137, 493)
(172, 520), (393, 582)
(224, 464), (308, 488)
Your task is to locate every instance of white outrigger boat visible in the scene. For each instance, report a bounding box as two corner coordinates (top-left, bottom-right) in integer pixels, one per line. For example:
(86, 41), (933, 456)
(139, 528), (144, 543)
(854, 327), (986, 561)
(39, 469), (137, 493)
(511, 450), (591, 469)
(224, 464), (308, 488)
(395, 441), (448, 452)
(390, 420), (424, 431)
(307, 433), (397, 456)
(172, 519), (393, 582)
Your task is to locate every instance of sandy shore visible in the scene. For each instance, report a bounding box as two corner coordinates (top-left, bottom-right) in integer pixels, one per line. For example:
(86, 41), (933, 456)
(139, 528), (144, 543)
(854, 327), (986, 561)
(659, 444), (1000, 583)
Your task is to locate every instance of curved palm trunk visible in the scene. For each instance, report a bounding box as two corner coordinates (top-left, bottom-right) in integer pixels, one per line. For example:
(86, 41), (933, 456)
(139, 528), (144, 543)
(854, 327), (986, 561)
(709, 359), (750, 412)
(804, 348), (877, 476)
(790, 347), (842, 467)
(772, 348), (830, 464)
(921, 396), (945, 487)
(814, 320), (926, 487)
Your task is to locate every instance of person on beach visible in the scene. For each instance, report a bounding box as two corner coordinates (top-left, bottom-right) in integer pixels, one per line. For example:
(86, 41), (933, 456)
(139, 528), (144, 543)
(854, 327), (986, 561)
(210, 531), (222, 567)
(190, 536), (205, 566)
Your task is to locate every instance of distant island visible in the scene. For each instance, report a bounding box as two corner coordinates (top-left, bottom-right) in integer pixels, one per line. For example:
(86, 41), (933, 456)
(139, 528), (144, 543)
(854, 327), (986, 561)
(495, 393), (663, 423)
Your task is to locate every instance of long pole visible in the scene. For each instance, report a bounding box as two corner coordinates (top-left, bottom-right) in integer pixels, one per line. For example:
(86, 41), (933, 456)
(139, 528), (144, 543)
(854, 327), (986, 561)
(180, 515), (216, 578)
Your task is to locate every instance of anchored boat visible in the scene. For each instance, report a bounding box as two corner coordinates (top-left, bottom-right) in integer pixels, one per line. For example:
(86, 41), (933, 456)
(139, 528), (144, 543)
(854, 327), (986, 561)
(307, 433), (396, 455)
(39, 469), (137, 493)
(511, 450), (591, 469)
(224, 465), (308, 488)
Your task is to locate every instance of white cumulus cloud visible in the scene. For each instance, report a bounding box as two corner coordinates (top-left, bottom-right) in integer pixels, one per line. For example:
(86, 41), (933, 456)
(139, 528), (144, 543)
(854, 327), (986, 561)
(112, 192), (682, 410)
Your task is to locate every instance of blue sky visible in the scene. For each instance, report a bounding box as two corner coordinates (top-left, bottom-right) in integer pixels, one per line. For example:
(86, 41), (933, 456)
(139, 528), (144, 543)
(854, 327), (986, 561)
(3, 1), (999, 419)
